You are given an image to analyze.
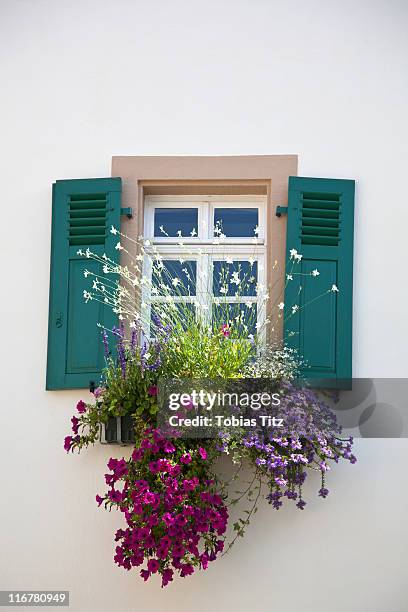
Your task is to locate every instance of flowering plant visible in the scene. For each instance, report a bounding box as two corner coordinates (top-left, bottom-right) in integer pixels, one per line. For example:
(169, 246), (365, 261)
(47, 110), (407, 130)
(63, 226), (355, 586)
(97, 428), (227, 587)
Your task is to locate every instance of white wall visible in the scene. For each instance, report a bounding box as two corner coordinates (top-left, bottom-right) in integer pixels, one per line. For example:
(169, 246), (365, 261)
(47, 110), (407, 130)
(1, 1), (408, 610)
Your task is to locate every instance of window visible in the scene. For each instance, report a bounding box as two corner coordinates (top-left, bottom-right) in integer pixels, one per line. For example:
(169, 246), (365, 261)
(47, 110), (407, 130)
(143, 195), (267, 340)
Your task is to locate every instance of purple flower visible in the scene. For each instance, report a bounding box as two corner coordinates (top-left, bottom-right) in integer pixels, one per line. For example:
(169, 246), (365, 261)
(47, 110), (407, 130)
(93, 387), (103, 398)
(102, 330), (109, 357)
(318, 487), (329, 498)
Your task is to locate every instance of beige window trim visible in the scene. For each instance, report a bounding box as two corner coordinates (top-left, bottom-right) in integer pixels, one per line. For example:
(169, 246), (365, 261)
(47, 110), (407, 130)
(111, 155), (298, 341)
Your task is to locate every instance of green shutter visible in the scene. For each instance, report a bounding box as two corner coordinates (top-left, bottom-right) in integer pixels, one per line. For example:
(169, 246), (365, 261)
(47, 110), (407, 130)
(284, 176), (355, 387)
(46, 177), (122, 390)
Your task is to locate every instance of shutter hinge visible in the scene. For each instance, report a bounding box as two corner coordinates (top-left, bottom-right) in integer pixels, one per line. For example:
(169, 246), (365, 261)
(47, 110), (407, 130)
(120, 207), (133, 219)
(276, 206), (288, 217)
(89, 380), (96, 393)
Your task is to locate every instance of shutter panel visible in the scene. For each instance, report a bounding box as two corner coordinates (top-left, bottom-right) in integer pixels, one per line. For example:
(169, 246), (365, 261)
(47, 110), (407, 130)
(46, 177), (122, 390)
(283, 176), (355, 387)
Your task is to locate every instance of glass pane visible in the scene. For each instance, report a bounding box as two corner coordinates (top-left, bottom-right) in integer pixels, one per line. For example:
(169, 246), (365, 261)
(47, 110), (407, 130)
(151, 302), (195, 334)
(214, 208), (258, 237)
(212, 303), (258, 337)
(154, 208), (198, 237)
(213, 260), (257, 297)
(152, 260), (196, 296)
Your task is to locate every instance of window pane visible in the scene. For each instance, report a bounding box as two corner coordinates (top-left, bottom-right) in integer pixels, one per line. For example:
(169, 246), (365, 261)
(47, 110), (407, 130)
(154, 208), (198, 237)
(151, 302), (195, 334)
(212, 303), (258, 337)
(213, 260), (257, 297)
(214, 208), (258, 237)
(152, 260), (196, 296)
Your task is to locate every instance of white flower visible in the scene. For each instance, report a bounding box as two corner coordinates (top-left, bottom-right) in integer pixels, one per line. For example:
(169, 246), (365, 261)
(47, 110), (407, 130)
(172, 277), (180, 287)
(83, 290), (92, 302)
(190, 228), (197, 237)
(331, 284), (339, 292)
(286, 274), (293, 281)
(295, 253), (302, 261)
(177, 230), (182, 237)
(110, 226), (118, 235)
(92, 280), (99, 290)
(77, 249), (84, 256)
(312, 269), (320, 277)
(84, 269), (90, 278)
(292, 304), (299, 314)
(289, 248), (298, 259)
(144, 239), (151, 247)
(220, 286), (228, 295)
(130, 321), (137, 329)
(254, 225), (259, 236)
(115, 242), (123, 251)
(85, 248), (91, 258)
(230, 271), (241, 285)
(278, 302), (285, 310)
(103, 264), (109, 274)
(245, 302), (253, 309)
(226, 257), (233, 264)
(248, 257), (255, 266)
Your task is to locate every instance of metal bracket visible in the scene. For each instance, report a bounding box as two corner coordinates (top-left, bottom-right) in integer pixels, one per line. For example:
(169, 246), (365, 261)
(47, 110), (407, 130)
(120, 207), (133, 219)
(276, 206), (288, 217)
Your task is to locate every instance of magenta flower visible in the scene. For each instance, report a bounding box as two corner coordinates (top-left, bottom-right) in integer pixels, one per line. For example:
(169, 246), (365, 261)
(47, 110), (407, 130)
(180, 453), (192, 464)
(163, 441), (176, 453)
(140, 569), (151, 581)
(161, 568), (174, 587)
(198, 447), (207, 460)
(76, 400), (87, 414)
(180, 563), (194, 577)
(147, 385), (158, 396)
(131, 448), (144, 462)
(71, 415), (80, 434)
(64, 436), (73, 452)
(147, 558), (160, 574)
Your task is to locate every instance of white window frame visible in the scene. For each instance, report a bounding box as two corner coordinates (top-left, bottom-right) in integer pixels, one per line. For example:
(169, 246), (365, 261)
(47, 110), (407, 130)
(143, 195), (267, 340)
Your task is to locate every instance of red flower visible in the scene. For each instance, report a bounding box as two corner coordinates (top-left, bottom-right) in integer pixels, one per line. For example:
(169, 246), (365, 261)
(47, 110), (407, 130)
(221, 324), (230, 337)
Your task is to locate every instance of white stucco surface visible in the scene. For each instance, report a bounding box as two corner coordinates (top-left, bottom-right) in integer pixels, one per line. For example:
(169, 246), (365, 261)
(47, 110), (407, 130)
(1, 1), (407, 610)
